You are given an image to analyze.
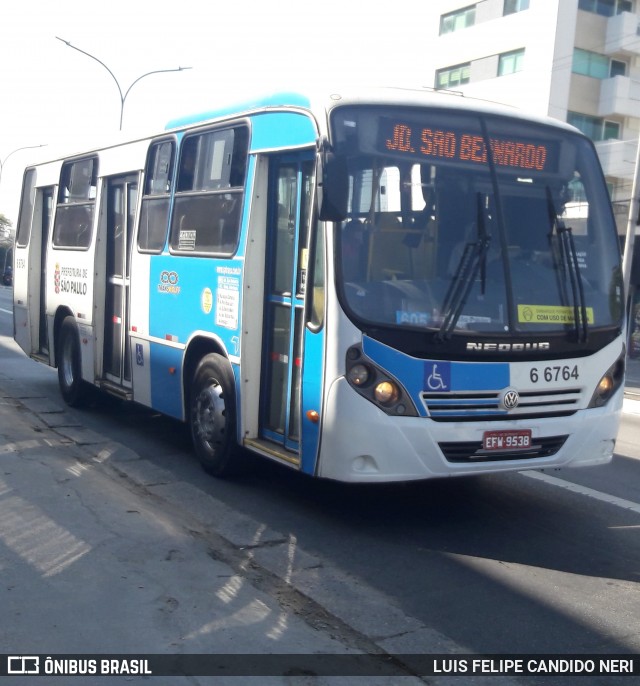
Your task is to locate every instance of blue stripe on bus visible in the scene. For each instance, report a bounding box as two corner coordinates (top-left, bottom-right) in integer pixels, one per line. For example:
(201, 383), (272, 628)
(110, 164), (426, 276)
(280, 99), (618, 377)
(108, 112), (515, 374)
(149, 341), (184, 420)
(165, 92), (313, 130)
(362, 336), (510, 413)
(301, 327), (324, 475)
(148, 255), (243, 351)
(451, 361), (509, 390)
(249, 112), (318, 152)
(147, 251), (244, 422)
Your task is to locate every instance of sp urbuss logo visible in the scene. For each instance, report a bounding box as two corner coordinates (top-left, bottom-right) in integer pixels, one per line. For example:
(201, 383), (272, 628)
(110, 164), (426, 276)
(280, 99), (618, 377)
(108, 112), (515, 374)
(466, 342), (551, 352)
(157, 270), (181, 294)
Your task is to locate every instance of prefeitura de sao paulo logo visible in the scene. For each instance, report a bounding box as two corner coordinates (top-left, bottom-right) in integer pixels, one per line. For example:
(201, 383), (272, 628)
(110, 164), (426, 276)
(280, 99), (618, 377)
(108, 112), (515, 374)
(54, 263), (61, 294)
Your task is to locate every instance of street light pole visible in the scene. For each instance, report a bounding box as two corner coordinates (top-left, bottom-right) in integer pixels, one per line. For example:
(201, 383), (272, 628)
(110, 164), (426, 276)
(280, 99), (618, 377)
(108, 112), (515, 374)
(0, 144), (47, 189)
(56, 37), (191, 130)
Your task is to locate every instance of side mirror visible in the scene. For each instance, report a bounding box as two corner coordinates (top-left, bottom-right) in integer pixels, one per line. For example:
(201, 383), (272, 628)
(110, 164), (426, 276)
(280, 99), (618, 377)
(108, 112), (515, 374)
(317, 150), (348, 222)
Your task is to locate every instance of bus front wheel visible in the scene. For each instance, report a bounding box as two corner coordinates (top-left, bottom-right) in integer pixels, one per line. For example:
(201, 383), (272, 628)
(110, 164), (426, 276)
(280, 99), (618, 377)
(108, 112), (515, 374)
(190, 353), (240, 477)
(57, 316), (90, 407)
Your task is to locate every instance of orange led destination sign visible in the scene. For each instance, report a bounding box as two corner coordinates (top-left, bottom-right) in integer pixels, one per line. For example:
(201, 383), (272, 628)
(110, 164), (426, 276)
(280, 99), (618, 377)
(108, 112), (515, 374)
(382, 121), (554, 172)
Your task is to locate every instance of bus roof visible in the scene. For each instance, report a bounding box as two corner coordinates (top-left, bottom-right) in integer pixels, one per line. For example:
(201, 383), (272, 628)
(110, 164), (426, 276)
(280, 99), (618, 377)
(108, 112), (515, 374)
(24, 87), (583, 172)
(164, 86), (580, 137)
(165, 91), (313, 130)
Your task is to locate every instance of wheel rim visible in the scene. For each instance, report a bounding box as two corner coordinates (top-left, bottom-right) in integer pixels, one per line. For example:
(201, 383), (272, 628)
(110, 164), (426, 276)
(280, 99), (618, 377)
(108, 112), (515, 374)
(193, 378), (226, 453)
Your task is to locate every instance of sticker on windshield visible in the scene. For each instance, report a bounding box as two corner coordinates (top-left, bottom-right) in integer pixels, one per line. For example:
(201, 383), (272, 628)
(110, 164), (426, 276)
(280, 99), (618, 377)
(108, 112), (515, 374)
(396, 310), (430, 327)
(518, 304), (594, 325)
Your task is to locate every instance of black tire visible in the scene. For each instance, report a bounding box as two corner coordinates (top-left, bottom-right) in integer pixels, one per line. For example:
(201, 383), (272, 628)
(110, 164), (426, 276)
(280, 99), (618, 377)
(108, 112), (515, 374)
(57, 316), (90, 407)
(190, 353), (240, 477)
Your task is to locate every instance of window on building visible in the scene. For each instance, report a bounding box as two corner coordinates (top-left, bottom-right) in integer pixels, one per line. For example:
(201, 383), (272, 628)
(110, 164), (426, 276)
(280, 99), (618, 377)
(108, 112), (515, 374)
(573, 48), (610, 78)
(603, 120), (621, 139)
(573, 50), (628, 79)
(435, 63), (471, 89)
(568, 112), (621, 141)
(504, 0), (529, 15)
(578, 0), (632, 17)
(440, 5), (476, 35)
(498, 49), (525, 76)
(610, 59), (627, 77)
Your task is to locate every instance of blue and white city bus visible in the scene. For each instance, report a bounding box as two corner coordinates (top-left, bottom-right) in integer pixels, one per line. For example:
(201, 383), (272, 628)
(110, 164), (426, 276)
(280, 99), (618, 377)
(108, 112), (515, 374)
(13, 88), (626, 481)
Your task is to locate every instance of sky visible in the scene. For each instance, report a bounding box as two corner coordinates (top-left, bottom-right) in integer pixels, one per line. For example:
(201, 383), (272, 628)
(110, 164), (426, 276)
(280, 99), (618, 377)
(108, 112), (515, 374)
(0, 0), (428, 225)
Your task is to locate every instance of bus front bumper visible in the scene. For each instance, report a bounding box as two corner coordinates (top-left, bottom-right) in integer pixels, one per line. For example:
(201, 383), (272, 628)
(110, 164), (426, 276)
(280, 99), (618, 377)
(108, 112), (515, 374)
(316, 378), (622, 483)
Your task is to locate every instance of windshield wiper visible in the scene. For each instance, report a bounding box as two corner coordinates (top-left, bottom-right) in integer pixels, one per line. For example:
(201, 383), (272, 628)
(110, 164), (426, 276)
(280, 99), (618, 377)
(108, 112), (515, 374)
(437, 193), (491, 341)
(546, 187), (588, 343)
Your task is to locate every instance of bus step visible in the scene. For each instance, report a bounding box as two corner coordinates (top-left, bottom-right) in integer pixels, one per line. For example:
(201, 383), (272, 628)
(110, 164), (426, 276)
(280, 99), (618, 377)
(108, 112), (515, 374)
(30, 352), (50, 365)
(98, 379), (133, 401)
(243, 438), (300, 466)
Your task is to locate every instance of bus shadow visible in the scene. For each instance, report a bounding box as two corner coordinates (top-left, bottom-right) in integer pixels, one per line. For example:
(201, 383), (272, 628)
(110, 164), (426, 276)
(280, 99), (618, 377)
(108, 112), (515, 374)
(234, 459), (640, 657)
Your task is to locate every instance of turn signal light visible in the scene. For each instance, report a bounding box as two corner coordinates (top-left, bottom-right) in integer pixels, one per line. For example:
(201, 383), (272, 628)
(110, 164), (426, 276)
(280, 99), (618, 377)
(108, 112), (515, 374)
(347, 363), (370, 387)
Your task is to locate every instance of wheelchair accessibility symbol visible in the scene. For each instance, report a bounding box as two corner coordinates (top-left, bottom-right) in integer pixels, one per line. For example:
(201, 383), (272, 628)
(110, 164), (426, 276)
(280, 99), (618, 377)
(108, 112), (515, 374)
(425, 362), (450, 391)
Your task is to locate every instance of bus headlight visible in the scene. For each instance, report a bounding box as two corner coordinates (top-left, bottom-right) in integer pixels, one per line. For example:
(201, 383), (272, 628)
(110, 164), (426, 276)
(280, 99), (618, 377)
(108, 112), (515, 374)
(596, 375), (613, 396)
(588, 353), (625, 408)
(375, 381), (399, 405)
(345, 345), (417, 416)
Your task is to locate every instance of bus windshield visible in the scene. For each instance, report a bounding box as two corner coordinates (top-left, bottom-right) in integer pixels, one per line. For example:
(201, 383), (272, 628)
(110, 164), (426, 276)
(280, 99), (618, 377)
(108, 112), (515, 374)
(330, 106), (623, 345)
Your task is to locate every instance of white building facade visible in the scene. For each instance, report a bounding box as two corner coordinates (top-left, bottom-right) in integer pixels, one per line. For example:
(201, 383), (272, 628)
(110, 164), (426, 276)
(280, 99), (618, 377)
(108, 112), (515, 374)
(423, 0), (640, 233)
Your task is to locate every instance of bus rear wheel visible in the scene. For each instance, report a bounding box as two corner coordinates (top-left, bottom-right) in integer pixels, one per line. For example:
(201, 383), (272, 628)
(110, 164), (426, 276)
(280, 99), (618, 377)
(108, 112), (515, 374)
(190, 353), (240, 477)
(57, 315), (90, 407)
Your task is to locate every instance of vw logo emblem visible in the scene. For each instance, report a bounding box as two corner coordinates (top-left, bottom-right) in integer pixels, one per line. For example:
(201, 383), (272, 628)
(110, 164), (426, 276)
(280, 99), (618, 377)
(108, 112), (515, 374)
(501, 389), (520, 411)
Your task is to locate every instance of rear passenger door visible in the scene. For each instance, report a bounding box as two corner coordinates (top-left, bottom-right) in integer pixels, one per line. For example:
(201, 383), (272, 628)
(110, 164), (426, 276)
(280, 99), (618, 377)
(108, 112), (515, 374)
(103, 174), (138, 387)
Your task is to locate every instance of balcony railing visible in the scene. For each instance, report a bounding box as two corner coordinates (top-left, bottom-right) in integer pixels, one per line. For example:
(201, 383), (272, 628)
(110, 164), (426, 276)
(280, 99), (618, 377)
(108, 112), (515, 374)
(595, 138), (638, 180)
(598, 75), (640, 117)
(605, 11), (640, 55)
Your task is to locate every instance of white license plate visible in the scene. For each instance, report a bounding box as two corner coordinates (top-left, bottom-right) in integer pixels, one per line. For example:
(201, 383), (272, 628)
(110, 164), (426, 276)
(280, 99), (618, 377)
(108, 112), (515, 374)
(482, 429), (532, 451)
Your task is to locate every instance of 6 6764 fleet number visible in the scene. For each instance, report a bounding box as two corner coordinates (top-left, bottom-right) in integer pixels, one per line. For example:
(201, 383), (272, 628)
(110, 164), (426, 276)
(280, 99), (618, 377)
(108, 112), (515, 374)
(529, 365), (579, 384)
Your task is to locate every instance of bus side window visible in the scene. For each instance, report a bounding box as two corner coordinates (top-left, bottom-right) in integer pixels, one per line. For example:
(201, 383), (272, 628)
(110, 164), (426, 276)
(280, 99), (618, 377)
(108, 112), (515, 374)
(309, 220), (325, 328)
(138, 140), (175, 253)
(170, 126), (248, 255)
(16, 168), (37, 248)
(53, 204), (93, 249)
(52, 157), (97, 249)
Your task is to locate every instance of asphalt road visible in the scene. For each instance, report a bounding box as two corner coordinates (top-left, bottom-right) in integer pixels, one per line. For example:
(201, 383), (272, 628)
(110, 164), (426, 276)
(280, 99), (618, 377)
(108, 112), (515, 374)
(1, 283), (639, 685)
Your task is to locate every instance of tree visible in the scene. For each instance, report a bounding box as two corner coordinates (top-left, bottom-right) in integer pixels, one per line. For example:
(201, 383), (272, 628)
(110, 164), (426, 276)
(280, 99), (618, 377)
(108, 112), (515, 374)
(0, 213), (11, 238)
(0, 213), (13, 271)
